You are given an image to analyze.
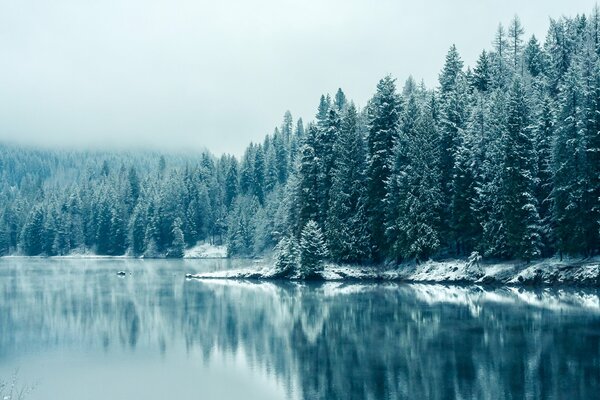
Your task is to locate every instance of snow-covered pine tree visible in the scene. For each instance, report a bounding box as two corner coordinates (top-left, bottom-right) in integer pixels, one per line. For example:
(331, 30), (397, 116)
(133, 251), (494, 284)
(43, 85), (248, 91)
(224, 158), (239, 209)
(252, 144), (266, 204)
(316, 107), (342, 224)
(366, 75), (401, 260)
(387, 92), (442, 262)
(450, 128), (479, 256)
(532, 95), (555, 255)
(292, 127), (320, 235)
(299, 220), (328, 278)
(326, 103), (370, 263)
(523, 35), (546, 77)
(474, 89), (510, 257)
(272, 236), (299, 277)
(438, 48), (469, 252)
(501, 78), (542, 261)
(316, 94), (331, 131)
(129, 202), (147, 256)
(473, 50), (491, 92)
(508, 15), (525, 72)
(167, 217), (185, 258)
(334, 88), (347, 111)
(20, 205), (45, 255)
(491, 24), (510, 89)
(579, 39), (600, 255)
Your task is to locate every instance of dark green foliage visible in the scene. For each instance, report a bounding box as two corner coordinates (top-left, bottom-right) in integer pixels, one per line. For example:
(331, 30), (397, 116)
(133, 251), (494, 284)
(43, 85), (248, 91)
(167, 218), (185, 258)
(366, 76), (402, 260)
(326, 103), (371, 263)
(299, 220), (328, 278)
(501, 79), (542, 260)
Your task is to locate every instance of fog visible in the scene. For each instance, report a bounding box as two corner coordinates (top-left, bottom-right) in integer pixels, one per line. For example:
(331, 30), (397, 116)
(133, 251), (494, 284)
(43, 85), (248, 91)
(0, 0), (593, 155)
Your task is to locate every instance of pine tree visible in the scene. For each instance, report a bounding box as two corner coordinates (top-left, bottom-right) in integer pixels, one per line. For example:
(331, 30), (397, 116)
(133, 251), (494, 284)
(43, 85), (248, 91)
(552, 62), (586, 255)
(224, 158), (239, 208)
(316, 107), (341, 223)
(533, 96), (555, 254)
(387, 93), (442, 261)
(127, 166), (141, 213)
(253, 145), (265, 204)
(226, 196), (258, 257)
(438, 49), (469, 251)
(129, 202), (147, 256)
(491, 24), (510, 88)
(450, 131), (479, 255)
(272, 236), (299, 277)
(473, 51), (491, 92)
(524, 35), (546, 77)
(474, 90), (510, 257)
(316, 94), (331, 130)
(502, 78), (542, 260)
(580, 40), (600, 255)
(293, 127), (320, 234)
(366, 76), (401, 260)
(508, 15), (525, 72)
(20, 205), (45, 255)
(326, 103), (371, 263)
(299, 220), (328, 278)
(334, 88), (347, 111)
(167, 217), (185, 258)
(281, 110), (293, 141)
(439, 45), (464, 93)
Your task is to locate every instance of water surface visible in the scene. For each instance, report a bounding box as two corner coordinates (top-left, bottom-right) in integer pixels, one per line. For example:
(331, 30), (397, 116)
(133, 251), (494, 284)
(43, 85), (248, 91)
(1, 258), (599, 400)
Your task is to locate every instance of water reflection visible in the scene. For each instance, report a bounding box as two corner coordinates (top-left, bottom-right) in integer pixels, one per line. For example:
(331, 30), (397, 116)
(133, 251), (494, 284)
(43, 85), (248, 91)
(1, 259), (599, 400)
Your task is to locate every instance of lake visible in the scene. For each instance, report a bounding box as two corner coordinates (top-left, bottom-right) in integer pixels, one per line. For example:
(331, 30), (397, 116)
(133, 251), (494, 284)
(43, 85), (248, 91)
(0, 258), (599, 400)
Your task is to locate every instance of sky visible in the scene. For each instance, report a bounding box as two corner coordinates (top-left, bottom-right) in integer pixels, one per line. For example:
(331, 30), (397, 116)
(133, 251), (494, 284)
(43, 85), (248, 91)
(0, 0), (596, 156)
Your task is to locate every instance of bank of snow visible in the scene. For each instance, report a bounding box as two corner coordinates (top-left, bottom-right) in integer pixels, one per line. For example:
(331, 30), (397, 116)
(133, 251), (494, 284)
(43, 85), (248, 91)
(184, 243), (227, 259)
(189, 256), (600, 287)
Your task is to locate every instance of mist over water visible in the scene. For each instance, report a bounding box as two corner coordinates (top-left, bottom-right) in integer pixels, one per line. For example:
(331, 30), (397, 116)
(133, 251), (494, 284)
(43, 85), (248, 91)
(1, 259), (599, 400)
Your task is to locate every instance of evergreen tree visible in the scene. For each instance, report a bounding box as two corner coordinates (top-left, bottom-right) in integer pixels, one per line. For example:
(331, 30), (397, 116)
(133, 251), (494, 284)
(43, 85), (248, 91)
(272, 236), (299, 277)
(299, 220), (328, 278)
(129, 202), (147, 256)
(524, 35), (546, 77)
(326, 103), (371, 263)
(508, 15), (525, 72)
(501, 78), (542, 260)
(473, 51), (491, 92)
(387, 94), (442, 261)
(293, 127), (320, 234)
(224, 158), (239, 208)
(167, 218), (185, 258)
(20, 206), (45, 256)
(316, 107), (341, 223)
(366, 76), (401, 260)
(334, 88), (347, 111)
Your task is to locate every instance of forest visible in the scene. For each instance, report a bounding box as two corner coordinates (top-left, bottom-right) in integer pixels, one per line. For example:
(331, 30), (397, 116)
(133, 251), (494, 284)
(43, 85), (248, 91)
(0, 9), (599, 265)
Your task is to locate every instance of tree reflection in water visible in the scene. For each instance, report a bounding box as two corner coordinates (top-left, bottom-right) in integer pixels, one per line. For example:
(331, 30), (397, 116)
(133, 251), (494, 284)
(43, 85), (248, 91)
(0, 259), (599, 400)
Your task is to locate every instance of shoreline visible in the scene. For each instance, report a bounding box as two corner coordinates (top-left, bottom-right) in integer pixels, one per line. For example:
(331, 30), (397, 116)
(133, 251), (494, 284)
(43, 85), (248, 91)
(188, 256), (600, 288)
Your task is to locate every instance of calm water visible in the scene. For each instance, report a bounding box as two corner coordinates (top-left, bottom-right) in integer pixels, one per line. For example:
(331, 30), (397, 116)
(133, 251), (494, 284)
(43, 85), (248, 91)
(0, 259), (599, 400)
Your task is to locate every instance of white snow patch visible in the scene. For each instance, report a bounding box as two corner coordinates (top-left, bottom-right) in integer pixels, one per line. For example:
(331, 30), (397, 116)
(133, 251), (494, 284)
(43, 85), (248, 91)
(184, 243), (228, 259)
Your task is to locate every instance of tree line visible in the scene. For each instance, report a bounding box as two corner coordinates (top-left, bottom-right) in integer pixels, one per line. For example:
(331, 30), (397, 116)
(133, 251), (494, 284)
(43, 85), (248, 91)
(1, 9), (599, 264)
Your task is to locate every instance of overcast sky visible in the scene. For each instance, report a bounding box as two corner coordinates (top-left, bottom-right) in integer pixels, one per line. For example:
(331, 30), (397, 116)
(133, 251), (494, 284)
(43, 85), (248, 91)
(0, 0), (595, 155)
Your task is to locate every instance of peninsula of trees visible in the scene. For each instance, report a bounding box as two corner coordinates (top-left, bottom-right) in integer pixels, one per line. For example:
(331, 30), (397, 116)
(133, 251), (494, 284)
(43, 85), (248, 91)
(1, 9), (599, 266)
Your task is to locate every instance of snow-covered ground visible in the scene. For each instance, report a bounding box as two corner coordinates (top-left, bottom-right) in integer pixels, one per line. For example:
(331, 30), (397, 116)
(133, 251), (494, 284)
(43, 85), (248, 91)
(189, 256), (600, 287)
(184, 243), (228, 259)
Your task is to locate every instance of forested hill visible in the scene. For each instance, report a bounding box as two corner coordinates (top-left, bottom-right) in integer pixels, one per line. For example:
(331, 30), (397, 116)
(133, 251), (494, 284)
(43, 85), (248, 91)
(1, 8), (600, 262)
